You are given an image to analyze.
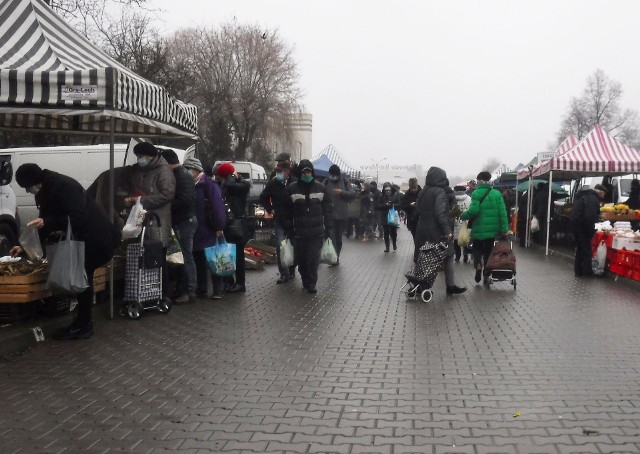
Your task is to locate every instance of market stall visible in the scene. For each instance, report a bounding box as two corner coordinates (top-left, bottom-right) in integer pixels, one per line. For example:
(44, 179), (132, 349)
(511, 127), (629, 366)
(528, 125), (640, 255)
(592, 210), (640, 281)
(0, 0), (198, 317)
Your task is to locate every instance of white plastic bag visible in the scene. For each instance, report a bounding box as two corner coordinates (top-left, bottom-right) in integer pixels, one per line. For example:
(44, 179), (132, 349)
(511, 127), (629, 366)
(319, 238), (338, 265)
(122, 198), (146, 240)
(458, 222), (471, 248)
(530, 216), (540, 233)
(592, 241), (607, 276)
(279, 238), (294, 267)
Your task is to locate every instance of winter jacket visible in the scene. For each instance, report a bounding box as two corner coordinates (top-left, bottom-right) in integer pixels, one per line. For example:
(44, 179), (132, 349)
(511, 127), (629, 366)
(376, 186), (401, 225)
(259, 175), (296, 232)
(569, 189), (601, 232)
(170, 165), (196, 226)
(360, 188), (375, 221)
(193, 174), (226, 251)
(348, 190), (361, 219)
(127, 155), (176, 247)
(35, 170), (121, 267)
(221, 175), (250, 219)
(627, 187), (640, 210)
(414, 167), (452, 247)
(453, 191), (471, 239)
(288, 179), (333, 239)
(400, 188), (420, 232)
(324, 176), (356, 221)
(461, 184), (508, 240)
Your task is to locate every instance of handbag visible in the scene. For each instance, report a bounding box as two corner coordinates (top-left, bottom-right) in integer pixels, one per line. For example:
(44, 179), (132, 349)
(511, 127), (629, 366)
(223, 197), (245, 242)
(46, 217), (89, 294)
(205, 237), (237, 277)
(387, 205), (400, 227)
(467, 188), (491, 229)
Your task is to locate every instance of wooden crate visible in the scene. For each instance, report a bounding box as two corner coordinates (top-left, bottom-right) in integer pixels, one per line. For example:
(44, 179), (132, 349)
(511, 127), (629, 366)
(0, 267), (108, 304)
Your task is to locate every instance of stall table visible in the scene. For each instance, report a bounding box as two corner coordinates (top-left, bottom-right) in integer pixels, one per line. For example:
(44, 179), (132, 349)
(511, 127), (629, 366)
(592, 231), (640, 281)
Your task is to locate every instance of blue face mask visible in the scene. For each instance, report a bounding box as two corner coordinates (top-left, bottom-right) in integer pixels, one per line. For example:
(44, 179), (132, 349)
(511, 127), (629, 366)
(329, 175), (339, 182)
(275, 172), (285, 182)
(137, 157), (150, 167)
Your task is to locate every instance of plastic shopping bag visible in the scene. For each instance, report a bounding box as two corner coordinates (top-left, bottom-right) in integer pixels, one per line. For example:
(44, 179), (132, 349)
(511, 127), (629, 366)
(387, 205), (400, 227)
(166, 230), (184, 265)
(592, 241), (607, 276)
(458, 221), (471, 248)
(18, 225), (44, 261)
(530, 216), (540, 233)
(122, 198), (146, 240)
(319, 238), (338, 265)
(205, 238), (236, 277)
(46, 218), (89, 294)
(279, 238), (294, 268)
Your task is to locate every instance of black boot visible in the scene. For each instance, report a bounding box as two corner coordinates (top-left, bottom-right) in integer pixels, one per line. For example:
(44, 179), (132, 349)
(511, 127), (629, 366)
(392, 239), (397, 251)
(384, 239), (390, 253)
(446, 285), (467, 295)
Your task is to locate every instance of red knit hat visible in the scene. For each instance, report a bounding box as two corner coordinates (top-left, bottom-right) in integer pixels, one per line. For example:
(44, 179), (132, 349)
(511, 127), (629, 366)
(217, 162), (235, 178)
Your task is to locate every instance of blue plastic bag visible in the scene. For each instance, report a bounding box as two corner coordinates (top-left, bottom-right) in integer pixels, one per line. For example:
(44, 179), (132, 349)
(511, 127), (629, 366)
(205, 238), (236, 277)
(387, 205), (400, 227)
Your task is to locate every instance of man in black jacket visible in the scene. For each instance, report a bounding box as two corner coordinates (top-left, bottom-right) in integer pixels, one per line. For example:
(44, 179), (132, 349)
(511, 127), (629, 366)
(162, 150), (198, 303)
(13, 164), (121, 340)
(570, 184), (607, 277)
(287, 160), (333, 294)
(259, 161), (296, 284)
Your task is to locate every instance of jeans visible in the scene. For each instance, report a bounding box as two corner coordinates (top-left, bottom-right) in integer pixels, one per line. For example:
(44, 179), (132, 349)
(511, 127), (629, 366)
(174, 216), (198, 296)
(274, 221), (296, 278)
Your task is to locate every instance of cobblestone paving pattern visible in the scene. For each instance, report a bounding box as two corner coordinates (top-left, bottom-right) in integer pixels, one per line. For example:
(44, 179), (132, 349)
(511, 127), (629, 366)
(1, 232), (640, 453)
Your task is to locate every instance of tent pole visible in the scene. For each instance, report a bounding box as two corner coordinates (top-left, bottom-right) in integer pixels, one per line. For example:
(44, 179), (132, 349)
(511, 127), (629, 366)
(545, 171), (553, 256)
(108, 118), (115, 320)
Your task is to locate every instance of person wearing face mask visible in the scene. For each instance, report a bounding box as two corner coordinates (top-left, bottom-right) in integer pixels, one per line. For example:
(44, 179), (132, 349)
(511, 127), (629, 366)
(260, 161), (297, 284)
(376, 182), (401, 253)
(11, 164), (121, 340)
(324, 164), (355, 264)
(287, 160), (333, 293)
(123, 142), (176, 303)
(183, 157), (227, 299)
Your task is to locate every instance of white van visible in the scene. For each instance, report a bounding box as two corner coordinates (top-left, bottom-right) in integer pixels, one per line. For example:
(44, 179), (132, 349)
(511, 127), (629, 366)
(575, 175), (637, 204)
(3, 142), (192, 228)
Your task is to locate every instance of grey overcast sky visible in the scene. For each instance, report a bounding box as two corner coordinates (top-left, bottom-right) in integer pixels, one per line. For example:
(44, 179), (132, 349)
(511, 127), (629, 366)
(152, 0), (640, 178)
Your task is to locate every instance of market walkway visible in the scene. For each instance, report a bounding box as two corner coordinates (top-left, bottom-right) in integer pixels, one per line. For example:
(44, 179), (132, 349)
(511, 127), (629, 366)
(1, 231), (640, 454)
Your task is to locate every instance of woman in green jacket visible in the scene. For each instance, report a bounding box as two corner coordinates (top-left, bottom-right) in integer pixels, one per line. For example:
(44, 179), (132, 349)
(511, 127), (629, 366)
(461, 171), (509, 283)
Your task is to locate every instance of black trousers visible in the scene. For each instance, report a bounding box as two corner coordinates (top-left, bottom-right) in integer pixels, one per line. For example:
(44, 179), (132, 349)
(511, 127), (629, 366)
(574, 229), (595, 276)
(332, 220), (346, 257)
(382, 225), (397, 247)
(224, 241), (246, 287)
(472, 238), (495, 269)
(295, 236), (323, 290)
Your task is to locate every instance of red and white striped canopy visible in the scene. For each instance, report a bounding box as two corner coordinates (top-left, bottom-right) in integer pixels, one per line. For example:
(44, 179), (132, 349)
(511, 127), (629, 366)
(516, 134), (578, 180)
(534, 125), (640, 179)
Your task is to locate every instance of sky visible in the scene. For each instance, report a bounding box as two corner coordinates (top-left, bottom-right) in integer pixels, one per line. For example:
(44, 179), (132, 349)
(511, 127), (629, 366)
(149, 0), (640, 180)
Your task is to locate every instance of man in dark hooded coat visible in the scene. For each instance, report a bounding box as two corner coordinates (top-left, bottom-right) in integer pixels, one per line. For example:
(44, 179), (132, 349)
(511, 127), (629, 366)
(13, 164), (121, 339)
(414, 167), (466, 295)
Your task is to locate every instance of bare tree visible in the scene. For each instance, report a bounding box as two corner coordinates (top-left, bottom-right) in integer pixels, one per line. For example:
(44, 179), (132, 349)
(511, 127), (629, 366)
(167, 23), (303, 163)
(557, 69), (639, 146)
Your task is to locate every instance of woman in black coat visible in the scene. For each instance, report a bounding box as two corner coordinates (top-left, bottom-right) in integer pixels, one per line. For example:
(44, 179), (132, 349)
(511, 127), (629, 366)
(413, 167), (466, 295)
(13, 164), (121, 340)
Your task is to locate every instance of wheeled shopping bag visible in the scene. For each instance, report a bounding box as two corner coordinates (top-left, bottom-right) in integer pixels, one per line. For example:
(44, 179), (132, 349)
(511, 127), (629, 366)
(401, 240), (449, 302)
(123, 213), (171, 319)
(483, 239), (516, 289)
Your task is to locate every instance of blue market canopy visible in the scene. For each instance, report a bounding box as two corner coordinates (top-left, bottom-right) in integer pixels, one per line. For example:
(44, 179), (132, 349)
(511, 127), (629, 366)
(0, 0), (197, 138)
(312, 144), (361, 179)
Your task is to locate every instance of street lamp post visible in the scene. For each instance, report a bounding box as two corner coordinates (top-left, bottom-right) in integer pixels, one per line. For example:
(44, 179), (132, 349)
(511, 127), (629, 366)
(371, 157), (387, 182)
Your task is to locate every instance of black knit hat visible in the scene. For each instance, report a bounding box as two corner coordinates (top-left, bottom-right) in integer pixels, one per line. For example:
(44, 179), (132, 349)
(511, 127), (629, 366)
(133, 142), (158, 157)
(161, 149), (179, 165)
(15, 163), (44, 188)
(477, 171), (492, 182)
(329, 164), (341, 176)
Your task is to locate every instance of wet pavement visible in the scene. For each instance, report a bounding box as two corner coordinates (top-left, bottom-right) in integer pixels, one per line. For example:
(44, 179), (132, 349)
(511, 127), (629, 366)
(1, 230), (640, 453)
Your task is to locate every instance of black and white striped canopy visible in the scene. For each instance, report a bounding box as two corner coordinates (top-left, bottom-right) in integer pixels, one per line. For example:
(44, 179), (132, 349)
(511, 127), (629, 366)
(0, 0), (197, 138)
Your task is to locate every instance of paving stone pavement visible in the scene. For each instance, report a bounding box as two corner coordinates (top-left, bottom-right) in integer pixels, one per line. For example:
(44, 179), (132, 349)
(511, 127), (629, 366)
(1, 231), (640, 454)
